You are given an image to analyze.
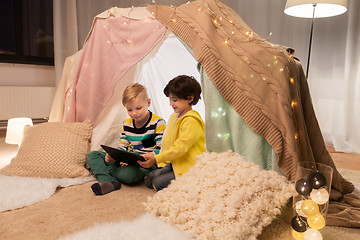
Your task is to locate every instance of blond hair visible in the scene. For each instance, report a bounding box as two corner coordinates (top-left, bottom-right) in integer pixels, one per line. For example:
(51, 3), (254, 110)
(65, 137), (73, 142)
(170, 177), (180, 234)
(122, 83), (149, 106)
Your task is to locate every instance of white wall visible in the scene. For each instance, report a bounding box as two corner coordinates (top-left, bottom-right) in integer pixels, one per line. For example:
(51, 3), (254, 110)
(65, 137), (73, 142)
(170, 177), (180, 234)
(0, 63), (56, 120)
(0, 63), (55, 87)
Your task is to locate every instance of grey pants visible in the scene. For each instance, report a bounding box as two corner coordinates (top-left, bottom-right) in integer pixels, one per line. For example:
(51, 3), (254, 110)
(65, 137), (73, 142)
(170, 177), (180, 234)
(144, 163), (175, 191)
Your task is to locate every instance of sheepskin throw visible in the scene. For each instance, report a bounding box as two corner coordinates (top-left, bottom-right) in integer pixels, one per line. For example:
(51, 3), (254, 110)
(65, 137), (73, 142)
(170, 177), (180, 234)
(0, 120), (92, 178)
(144, 151), (294, 240)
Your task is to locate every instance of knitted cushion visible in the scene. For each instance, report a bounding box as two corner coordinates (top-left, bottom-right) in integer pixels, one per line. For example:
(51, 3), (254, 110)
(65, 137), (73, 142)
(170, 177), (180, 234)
(0, 120), (92, 178)
(144, 151), (294, 240)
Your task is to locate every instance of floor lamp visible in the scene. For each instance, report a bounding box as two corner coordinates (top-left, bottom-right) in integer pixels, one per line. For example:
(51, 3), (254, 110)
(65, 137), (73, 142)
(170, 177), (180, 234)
(284, 0), (348, 79)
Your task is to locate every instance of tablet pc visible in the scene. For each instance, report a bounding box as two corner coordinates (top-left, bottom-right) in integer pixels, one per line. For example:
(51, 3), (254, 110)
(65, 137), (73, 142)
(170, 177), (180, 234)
(101, 145), (145, 167)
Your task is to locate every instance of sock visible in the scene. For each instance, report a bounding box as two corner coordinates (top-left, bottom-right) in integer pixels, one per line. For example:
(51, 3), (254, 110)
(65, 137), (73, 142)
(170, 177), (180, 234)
(91, 181), (121, 195)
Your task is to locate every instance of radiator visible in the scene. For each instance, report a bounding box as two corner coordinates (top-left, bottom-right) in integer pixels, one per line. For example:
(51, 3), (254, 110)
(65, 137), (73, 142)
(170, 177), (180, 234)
(0, 86), (55, 121)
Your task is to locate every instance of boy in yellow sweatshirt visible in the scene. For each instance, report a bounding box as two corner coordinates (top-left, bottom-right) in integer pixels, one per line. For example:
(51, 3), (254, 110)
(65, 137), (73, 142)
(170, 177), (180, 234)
(139, 75), (205, 191)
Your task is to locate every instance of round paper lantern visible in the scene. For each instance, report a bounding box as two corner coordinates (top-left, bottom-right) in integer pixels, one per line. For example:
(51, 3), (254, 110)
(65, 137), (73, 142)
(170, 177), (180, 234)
(310, 188), (329, 205)
(304, 228), (323, 240)
(295, 178), (311, 196)
(307, 171), (326, 189)
(301, 200), (319, 217)
(308, 213), (326, 230)
(291, 215), (308, 232)
(292, 228), (305, 240)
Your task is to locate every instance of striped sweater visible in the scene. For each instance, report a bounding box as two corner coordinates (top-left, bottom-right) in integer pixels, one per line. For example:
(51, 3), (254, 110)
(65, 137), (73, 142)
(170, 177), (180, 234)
(118, 111), (166, 155)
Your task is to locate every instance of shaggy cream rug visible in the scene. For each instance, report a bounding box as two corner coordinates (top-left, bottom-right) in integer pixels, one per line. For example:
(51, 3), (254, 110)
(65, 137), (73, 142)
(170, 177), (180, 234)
(59, 213), (193, 240)
(0, 174), (94, 212)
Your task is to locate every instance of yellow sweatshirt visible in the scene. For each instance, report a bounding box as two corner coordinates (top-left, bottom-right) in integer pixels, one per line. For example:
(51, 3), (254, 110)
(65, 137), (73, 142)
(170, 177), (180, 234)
(155, 110), (205, 177)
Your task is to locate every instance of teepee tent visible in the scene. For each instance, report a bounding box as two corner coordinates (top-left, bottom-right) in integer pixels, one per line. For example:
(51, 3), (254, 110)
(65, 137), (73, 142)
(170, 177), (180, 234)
(50, 0), (358, 227)
(50, 7), (205, 150)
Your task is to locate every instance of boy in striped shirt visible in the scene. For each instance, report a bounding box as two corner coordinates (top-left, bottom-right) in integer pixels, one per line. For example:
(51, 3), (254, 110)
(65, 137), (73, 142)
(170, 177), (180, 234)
(87, 83), (166, 195)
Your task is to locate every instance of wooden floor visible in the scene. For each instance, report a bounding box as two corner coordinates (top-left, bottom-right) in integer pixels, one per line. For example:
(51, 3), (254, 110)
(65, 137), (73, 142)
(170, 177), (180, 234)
(1, 128), (359, 171)
(327, 146), (360, 171)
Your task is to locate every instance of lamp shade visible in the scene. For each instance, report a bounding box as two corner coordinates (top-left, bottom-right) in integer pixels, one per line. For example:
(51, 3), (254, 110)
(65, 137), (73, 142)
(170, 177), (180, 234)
(284, 0), (347, 18)
(5, 118), (33, 145)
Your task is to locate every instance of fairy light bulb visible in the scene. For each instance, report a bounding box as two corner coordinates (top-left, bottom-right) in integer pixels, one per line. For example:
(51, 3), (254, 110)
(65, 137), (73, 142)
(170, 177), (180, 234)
(310, 188), (329, 205)
(307, 213), (326, 230)
(304, 228), (323, 240)
(292, 228), (305, 240)
(224, 38), (229, 44)
(172, 19), (176, 23)
(290, 77), (295, 84)
(301, 200), (320, 217)
(295, 200), (307, 217)
(295, 133), (299, 140)
(291, 100), (296, 108)
(245, 31), (254, 40)
(127, 39), (133, 44)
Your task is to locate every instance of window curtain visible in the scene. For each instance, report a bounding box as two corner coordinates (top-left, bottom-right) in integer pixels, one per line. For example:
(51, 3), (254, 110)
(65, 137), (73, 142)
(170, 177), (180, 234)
(53, 0), (360, 153)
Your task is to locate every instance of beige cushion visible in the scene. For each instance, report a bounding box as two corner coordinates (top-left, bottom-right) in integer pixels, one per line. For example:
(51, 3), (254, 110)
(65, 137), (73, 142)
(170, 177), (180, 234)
(0, 120), (92, 178)
(144, 151), (295, 239)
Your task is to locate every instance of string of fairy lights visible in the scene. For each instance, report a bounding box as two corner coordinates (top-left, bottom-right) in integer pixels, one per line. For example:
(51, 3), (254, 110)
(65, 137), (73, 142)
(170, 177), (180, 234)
(101, 1), (299, 145)
(148, 0), (301, 145)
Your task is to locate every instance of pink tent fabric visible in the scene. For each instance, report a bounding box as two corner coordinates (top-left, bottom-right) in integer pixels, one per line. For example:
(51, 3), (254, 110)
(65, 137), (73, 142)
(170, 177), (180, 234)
(64, 16), (166, 123)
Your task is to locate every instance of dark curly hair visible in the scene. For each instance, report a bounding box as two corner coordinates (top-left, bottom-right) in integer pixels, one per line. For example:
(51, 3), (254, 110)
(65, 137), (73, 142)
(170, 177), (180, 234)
(163, 75), (202, 106)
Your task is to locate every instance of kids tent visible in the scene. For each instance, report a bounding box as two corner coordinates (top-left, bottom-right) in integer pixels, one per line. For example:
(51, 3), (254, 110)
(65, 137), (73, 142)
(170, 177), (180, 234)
(50, 0), (358, 227)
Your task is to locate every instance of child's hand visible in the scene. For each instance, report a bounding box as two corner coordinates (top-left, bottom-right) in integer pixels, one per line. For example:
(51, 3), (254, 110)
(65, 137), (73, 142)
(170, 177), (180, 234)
(142, 152), (155, 160)
(105, 154), (116, 163)
(138, 152), (156, 168)
(119, 162), (128, 167)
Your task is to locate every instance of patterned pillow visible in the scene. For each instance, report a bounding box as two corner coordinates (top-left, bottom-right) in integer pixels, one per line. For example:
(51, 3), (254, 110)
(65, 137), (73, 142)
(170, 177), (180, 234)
(0, 120), (92, 178)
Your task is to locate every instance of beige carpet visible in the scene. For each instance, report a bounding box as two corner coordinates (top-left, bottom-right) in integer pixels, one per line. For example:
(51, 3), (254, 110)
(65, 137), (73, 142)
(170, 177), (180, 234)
(0, 182), (155, 240)
(0, 178), (359, 240)
(0, 138), (359, 239)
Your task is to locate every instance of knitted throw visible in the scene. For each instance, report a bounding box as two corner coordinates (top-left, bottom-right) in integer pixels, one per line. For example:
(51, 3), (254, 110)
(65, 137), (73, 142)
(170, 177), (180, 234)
(146, 0), (353, 195)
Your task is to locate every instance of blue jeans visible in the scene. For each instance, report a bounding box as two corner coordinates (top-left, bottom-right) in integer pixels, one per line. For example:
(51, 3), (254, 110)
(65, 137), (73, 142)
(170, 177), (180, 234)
(145, 163), (175, 191)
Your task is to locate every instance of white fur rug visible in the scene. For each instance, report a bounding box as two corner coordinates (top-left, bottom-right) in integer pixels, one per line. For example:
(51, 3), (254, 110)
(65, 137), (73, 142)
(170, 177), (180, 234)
(59, 213), (193, 240)
(0, 174), (94, 212)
